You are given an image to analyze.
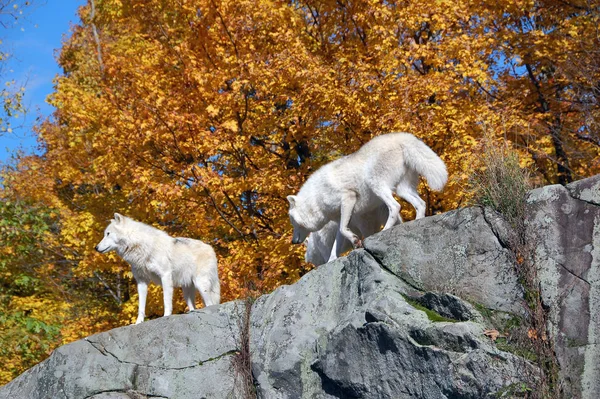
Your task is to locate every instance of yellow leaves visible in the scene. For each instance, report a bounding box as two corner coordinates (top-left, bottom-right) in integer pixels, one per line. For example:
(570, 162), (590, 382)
(156, 95), (166, 107)
(567, 27), (578, 38)
(206, 104), (220, 117)
(60, 211), (98, 261)
(9, 297), (71, 324)
(528, 328), (547, 341)
(484, 329), (508, 342)
(150, 199), (163, 209)
(221, 119), (238, 132)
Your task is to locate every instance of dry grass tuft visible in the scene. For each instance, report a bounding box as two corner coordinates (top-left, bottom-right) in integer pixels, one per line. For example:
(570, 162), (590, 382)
(471, 143), (532, 230)
(471, 143), (560, 398)
(231, 298), (257, 399)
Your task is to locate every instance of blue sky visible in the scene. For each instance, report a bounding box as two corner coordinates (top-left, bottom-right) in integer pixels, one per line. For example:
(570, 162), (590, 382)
(0, 0), (85, 164)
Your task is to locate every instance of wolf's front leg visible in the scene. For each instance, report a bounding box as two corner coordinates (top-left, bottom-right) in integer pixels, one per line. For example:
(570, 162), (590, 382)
(161, 275), (174, 317)
(136, 280), (148, 324)
(339, 191), (361, 248)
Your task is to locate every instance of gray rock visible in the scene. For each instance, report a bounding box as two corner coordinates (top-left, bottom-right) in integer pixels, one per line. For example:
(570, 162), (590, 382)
(0, 301), (245, 399)
(413, 292), (478, 322)
(250, 250), (536, 399)
(363, 207), (526, 315)
(566, 174), (600, 206)
(527, 175), (600, 399)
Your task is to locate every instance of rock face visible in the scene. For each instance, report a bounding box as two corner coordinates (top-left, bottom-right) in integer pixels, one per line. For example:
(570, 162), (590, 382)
(250, 250), (534, 398)
(527, 176), (600, 399)
(0, 302), (245, 399)
(2, 175), (600, 399)
(363, 206), (525, 315)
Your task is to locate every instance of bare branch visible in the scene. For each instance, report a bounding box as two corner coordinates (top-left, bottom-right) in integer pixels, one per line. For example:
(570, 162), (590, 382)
(89, 0), (105, 74)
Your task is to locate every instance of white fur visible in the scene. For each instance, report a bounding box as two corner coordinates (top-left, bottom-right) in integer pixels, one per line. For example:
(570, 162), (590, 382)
(288, 132), (447, 260)
(305, 205), (388, 265)
(96, 213), (220, 324)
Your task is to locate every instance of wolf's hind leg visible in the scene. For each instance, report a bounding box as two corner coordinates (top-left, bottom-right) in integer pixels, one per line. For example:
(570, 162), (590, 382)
(195, 275), (220, 307)
(396, 181), (426, 220)
(183, 284), (196, 311)
(372, 186), (401, 230)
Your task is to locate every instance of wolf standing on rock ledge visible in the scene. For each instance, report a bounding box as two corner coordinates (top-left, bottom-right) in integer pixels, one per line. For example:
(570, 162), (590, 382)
(288, 132), (448, 262)
(95, 213), (220, 324)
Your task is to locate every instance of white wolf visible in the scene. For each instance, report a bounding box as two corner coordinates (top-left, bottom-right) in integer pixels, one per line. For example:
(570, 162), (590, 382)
(288, 132), (447, 258)
(95, 213), (220, 324)
(304, 205), (388, 265)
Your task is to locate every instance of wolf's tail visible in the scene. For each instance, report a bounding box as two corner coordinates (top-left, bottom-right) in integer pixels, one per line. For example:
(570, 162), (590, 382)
(402, 136), (448, 191)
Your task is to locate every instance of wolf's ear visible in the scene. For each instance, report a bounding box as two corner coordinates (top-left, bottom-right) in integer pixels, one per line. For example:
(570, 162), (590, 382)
(114, 213), (123, 223)
(287, 195), (297, 209)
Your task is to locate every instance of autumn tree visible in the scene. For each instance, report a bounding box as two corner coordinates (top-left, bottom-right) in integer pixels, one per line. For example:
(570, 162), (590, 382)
(0, 156), (125, 383)
(0, 199), (61, 383)
(481, 0), (600, 184)
(1, 0), (599, 383)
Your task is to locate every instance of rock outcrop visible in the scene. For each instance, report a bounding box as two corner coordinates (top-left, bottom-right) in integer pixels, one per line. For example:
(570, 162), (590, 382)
(0, 302), (245, 399)
(363, 206), (525, 315)
(2, 175), (599, 399)
(250, 249), (534, 398)
(527, 177), (600, 398)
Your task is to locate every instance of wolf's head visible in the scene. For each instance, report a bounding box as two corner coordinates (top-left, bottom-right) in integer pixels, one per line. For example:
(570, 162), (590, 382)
(287, 195), (313, 244)
(95, 213), (127, 254)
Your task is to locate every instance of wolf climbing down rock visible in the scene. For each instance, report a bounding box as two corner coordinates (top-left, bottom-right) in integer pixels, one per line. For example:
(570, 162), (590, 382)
(95, 213), (220, 324)
(288, 132), (447, 259)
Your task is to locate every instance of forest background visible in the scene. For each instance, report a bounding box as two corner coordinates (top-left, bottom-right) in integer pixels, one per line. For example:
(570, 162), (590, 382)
(1, 0), (599, 384)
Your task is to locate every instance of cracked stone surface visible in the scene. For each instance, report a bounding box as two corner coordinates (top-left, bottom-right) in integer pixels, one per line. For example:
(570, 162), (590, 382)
(363, 206), (526, 315)
(0, 301), (245, 399)
(250, 249), (536, 398)
(527, 175), (600, 399)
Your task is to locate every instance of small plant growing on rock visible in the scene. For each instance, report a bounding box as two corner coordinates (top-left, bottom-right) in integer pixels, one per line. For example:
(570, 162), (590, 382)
(471, 142), (560, 398)
(470, 143), (532, 231)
